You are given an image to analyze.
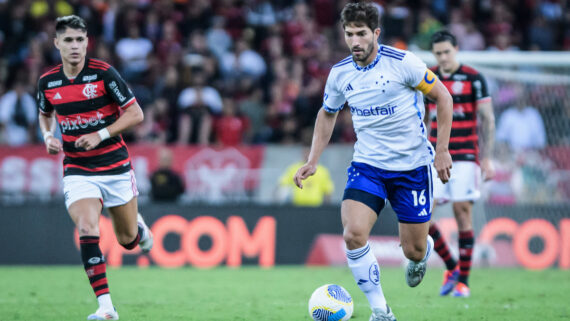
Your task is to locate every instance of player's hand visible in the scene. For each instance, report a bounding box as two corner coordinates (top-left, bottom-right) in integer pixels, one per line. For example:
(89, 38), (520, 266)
(293, 163), (317, 189)
(45, 136), (62, 155)
(480, 158), (495, 181)
(434, 148), (452, 183)
(74, 132), (102, 151)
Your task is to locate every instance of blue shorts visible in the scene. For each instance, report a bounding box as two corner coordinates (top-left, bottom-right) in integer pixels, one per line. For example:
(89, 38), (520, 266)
(342, 162), (433, 223)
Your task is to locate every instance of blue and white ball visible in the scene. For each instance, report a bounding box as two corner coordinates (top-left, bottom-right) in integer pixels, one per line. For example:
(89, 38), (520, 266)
(308, 284), (353, 321)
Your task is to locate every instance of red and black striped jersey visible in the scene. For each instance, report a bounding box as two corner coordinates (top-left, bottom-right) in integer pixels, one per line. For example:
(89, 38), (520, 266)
(426, 64), (491, 163)
(37, 58), (137, 176)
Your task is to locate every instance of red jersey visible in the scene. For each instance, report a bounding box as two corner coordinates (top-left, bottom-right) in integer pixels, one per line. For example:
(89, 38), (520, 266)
(37, 58), (137, 176)
(427, 64), (491, 163)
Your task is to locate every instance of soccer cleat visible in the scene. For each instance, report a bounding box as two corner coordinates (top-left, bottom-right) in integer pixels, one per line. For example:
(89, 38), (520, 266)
(452, 282), (470, 298)
(87, 307), (119, 320)
(137, 213), (153, 253)
(369, 305), (397, 321)
(405, 235), (433, 287)
(439, 266), (460, 296)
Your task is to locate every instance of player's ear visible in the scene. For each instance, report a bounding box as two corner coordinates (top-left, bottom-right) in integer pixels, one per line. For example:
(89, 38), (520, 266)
(54, 36), (59, 50)
(374, 28), (381, 39)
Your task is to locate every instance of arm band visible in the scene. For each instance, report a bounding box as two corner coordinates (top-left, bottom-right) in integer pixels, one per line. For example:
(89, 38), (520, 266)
(416, 69), (437, 95)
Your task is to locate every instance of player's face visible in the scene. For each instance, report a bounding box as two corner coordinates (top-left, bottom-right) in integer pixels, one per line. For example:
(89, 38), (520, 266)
(432, 41), (458, 72)
(344, 24), (380, 65)
(54, 27), (88, 66)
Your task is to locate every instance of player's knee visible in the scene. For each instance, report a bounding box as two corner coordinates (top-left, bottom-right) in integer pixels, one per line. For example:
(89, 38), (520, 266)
(402, 243), (425, 262)
(343, 229), (367, 250)
(76, 220), (99, 236)
(116, 230), (138, 247)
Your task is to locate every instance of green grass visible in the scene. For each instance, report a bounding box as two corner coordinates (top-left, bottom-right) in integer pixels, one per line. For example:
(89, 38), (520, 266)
(0, 266), (568, 320)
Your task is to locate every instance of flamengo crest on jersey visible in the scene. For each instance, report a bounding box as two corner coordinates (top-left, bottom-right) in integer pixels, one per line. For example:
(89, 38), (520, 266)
(323, 45), (434, 171)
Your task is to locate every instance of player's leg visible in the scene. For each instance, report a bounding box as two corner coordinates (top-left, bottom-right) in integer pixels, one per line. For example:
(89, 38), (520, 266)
(341, 198), (395, 321)
(429, 164), (460, 295)
(107, 197), (153, 253)
(430, 219), (460, 296)
(448, 161), (480, 297)
(388, 164), (434, 288)
(102, 170), (153, 252)
(399, 221), (433, 287)
(341, 162), (395, 320)
(64, 175), (118, 320)
(452, 200), (474, 297)
(430, 219), (458, 271)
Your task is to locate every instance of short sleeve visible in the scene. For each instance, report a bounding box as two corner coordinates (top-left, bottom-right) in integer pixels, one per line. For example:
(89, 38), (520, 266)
(473, 73), (490, 102)
(104, 66), (136, 108)
(36, 80), (53, 115)
(400, 52), (429, 88)
(322, 69), (346, 113)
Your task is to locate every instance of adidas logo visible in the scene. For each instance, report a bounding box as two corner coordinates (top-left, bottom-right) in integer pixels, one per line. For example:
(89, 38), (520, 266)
(54, 92), (62, 100)
(357, 279), (368, 285)
(418, 208), (428, 216)
(345, 83), (353, 92)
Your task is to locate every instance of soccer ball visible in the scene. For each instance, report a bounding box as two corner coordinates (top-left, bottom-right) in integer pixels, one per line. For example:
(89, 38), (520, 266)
(308, 284), (353, 321)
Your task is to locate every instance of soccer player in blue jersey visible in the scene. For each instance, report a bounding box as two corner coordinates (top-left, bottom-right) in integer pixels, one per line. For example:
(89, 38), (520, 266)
(294, 3), (453, 320)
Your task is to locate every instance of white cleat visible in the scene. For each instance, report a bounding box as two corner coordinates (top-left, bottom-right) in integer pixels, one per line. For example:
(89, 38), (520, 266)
(405, 235), (434, 287)
(137, 213), (153, 253)
(369, 305), (397, 321)
(87, 307), (119, 320)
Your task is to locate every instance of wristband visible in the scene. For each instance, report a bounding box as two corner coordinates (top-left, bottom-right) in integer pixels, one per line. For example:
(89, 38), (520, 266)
(97, 128), (111, 141)
(43, 131), (53, 142)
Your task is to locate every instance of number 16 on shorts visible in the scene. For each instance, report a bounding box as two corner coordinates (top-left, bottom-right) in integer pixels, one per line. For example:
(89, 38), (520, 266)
(411, 189), (426, 207)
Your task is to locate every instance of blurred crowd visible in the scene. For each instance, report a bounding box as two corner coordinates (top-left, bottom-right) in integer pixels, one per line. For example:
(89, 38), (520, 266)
(0, 0), (569, 147)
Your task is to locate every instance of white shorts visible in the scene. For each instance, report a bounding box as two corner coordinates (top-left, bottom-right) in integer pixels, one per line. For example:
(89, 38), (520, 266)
(432, 161), (481, 204)
(62, 170), (139, 209)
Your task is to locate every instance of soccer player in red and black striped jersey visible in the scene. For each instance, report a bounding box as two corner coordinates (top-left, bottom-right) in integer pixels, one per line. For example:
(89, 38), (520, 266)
(425, 30), (496, 298)
(37, 15), (153, 320)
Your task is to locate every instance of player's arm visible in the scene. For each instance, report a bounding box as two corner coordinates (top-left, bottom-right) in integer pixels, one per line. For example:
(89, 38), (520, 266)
(294, 109), (339, 189)
(419, 70), (453, 183)
(39, 111), (62, 154)
(37, 83), (62, 155)
(295, 68), (344, 189)
(476, 99), (495, 181)
(74, 101), (144, 151)
(75, 66), (144, 151)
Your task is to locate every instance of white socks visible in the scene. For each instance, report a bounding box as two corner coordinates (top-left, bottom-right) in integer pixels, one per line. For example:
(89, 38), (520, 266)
(97, 293), (114, 311)
(346, 242), (387, 311)
(420, 235), (434, 263)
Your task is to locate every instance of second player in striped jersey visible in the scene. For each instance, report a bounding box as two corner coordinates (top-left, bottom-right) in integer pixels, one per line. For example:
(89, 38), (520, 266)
(425, 30), (496, 298)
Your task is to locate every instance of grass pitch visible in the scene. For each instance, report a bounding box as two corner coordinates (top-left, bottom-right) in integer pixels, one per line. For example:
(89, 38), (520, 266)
(0, 266), (568, 320)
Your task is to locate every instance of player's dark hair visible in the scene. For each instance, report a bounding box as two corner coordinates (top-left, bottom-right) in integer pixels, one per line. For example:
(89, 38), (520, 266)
(55, 15), (87, 35)
(341, 1), (380, 31)
(431, 30), (457, 48)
